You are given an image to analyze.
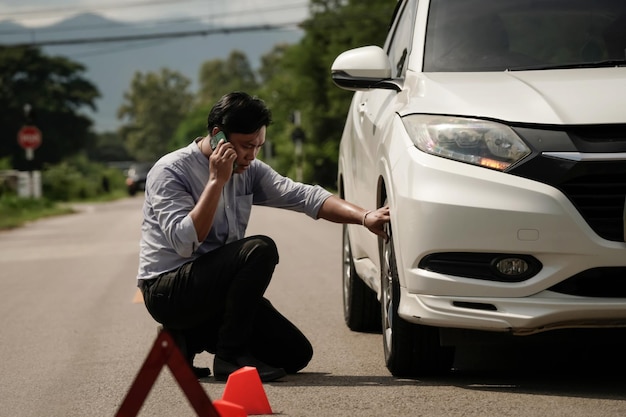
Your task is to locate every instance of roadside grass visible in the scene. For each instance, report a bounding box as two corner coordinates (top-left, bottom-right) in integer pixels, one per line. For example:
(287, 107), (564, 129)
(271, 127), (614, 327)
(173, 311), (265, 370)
(0, 189), (129, 230)
(0, 196), (74, 230)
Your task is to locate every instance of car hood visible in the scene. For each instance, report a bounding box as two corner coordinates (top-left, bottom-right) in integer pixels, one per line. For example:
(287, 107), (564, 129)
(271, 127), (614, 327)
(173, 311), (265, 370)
(402, 68), (626, 125)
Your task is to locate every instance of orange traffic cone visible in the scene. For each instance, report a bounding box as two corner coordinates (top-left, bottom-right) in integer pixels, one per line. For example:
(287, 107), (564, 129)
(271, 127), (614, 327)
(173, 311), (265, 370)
(221, 366), (273, 415)
(213, 399), (247, 417)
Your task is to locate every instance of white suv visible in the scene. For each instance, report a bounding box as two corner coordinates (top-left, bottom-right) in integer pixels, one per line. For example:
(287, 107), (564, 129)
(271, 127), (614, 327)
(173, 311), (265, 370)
(331, 0), (626, 377)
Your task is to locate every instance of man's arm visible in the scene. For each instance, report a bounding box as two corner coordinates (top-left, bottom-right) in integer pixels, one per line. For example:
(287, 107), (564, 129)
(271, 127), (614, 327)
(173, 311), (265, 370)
(317, 195), (390, 240)
(189, 138), (237, 241)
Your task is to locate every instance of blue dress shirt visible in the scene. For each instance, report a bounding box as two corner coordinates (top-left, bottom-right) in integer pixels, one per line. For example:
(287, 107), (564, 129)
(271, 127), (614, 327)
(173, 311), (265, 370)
(137, 139), (332, 281)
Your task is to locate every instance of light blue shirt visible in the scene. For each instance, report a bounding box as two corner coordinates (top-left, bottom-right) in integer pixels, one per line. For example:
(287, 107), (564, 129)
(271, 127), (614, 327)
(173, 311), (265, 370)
(137, 138), (333, 281)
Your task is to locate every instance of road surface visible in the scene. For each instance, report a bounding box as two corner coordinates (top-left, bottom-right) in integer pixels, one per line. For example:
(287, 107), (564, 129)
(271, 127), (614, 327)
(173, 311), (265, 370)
(1, 197), (625, 416)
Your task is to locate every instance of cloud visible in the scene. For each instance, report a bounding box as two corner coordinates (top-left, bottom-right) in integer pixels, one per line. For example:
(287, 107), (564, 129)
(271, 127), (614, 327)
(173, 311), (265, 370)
(0, 0), (308, 28)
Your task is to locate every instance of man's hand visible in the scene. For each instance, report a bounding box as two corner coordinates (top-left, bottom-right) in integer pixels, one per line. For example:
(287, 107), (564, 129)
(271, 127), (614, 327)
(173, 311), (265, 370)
(363, 205), (391, 241)
(209, 139), (237, 183)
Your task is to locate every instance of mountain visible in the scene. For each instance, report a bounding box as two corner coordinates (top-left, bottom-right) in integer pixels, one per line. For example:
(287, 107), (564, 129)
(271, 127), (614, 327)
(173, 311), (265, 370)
(0, 13), (303, 132)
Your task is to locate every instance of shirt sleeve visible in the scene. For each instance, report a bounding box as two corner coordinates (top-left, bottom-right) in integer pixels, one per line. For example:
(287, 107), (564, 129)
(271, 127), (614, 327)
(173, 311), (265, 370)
(250, 161), (333, 218)
(147, 163), (201, 258)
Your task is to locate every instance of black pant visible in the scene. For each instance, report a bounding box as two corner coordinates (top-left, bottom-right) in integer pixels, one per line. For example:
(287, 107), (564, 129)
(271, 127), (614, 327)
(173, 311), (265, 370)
(141, 235), (312, 374)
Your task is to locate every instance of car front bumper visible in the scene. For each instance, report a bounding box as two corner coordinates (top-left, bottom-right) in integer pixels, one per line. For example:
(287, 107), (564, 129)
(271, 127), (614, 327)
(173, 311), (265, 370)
(389, 146), (626, 333)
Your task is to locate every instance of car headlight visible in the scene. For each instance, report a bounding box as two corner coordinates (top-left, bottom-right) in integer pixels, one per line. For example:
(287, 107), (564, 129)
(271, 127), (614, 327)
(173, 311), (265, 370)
(402, 115), (531, 171)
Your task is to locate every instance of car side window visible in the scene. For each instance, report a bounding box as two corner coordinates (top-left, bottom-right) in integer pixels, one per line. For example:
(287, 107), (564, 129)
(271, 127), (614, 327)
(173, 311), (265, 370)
(386, 0), (418, 78)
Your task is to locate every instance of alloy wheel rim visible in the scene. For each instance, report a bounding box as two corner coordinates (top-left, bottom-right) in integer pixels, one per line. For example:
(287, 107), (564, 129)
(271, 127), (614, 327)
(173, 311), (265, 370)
(382, 229), (393, 357)
(342, 225), (351, 318)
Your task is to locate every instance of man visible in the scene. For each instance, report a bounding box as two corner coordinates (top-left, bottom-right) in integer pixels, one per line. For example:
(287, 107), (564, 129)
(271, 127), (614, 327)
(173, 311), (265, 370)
(137, 92), (390, 382)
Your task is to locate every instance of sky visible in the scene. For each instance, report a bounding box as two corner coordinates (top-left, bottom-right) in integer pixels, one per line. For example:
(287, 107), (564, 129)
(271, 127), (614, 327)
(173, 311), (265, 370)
(0, 0), (310, 28)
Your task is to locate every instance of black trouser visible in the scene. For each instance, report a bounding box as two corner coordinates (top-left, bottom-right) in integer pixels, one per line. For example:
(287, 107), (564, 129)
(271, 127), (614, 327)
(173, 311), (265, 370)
(140, 235), (312, 374)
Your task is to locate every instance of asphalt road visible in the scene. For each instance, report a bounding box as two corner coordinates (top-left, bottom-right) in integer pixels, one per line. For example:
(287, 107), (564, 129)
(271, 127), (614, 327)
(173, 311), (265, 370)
(1, 196), (626, 417)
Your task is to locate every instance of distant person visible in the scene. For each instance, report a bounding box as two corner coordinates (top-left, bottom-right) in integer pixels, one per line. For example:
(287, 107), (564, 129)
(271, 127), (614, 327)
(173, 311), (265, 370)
(137, 91), (390, 382)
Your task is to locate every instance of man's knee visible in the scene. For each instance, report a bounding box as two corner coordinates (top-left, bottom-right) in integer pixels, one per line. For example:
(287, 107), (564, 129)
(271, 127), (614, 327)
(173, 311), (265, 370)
(245, 235), (279, 265)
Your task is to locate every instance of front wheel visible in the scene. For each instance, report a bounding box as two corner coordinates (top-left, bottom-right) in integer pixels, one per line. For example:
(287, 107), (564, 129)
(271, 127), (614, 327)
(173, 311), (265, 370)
(380, 224), (454, 377)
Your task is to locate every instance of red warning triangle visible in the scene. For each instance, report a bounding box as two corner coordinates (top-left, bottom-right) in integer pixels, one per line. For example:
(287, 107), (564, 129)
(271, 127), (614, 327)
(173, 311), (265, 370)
(115, 329), (221, 417)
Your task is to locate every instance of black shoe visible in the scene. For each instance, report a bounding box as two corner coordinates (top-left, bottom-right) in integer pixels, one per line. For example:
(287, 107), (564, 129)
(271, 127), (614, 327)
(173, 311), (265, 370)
(213, 355), (286, 382)
(192, 366), (211, 378)
(159, 326), (211, 378)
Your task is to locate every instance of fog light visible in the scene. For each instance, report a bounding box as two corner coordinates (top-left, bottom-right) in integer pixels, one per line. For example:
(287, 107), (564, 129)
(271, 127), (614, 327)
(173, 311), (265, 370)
(494, 257), (529, 276)
(418, 252), (541, 282)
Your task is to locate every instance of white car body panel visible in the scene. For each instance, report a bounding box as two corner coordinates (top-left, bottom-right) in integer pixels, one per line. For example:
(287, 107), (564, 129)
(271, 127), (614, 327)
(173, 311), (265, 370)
(400, 69), (626, 125)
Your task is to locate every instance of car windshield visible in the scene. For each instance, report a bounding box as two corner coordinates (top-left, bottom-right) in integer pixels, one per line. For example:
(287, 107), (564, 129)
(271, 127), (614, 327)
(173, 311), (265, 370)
(423, 0), (626, 72)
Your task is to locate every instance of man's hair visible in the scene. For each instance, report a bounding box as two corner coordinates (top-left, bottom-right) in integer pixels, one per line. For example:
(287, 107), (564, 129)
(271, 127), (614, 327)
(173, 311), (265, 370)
(207, 92), (272, 135)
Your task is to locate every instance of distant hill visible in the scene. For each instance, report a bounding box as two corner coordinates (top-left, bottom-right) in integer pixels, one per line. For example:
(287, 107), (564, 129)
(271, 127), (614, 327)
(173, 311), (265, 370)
(0, 13), (303, 132)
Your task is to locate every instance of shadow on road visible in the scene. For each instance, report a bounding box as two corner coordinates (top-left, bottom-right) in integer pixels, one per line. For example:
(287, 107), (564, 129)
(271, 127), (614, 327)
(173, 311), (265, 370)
(202, 328), (626, 401)
(442, 331), (626, 400)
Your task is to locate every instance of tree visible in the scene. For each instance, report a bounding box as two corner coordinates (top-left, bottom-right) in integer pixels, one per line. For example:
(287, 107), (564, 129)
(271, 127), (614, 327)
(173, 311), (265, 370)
(0, 46), (100, 169)
(197, 50), (259, 106)
(170, 51), (261, 150)
(256, 44), (307, 177)
(256, 0), (396, 187)
(301, 0), (397, 187)
(117, 68), (193, 162)
(169, 102), (213, 150)
(86, 131), (133, 162)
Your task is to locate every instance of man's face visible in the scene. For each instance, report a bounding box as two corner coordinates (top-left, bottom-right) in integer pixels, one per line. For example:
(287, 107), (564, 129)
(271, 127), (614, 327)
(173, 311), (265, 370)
(228, 126), (266, 174)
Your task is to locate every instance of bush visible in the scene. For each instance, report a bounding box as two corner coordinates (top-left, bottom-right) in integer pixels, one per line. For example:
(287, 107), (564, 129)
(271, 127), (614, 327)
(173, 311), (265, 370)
(42, 155), (126, 202)
(0, 156), (127, 230)
(0, 194), (73, 229)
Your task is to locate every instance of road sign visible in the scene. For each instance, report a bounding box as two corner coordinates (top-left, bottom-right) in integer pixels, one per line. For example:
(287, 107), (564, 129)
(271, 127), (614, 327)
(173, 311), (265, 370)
(17, 125), (42, 150)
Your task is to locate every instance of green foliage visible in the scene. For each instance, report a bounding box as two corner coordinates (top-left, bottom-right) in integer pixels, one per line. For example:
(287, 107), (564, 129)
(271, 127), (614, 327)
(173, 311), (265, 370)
(0, 156), (125, 230)
(0, 157), (11, 170)
(118, 68), (193, 162)
(292, 0), (397, 187)
(42, 155), (125, 202)
(255, 0), (396, 187)
(197, 51), (259, 106)
(169, 103), (213, 150)
(87, 131), (133, 162)
(0, 195), (73, 230)
(0, 46), (100, 170)
(170, 51), (262, 151)
(116, 0), (396, 187)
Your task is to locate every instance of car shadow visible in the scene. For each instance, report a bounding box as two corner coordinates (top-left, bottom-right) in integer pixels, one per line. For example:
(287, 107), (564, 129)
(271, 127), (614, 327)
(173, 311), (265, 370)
(201, 332), (626, 401)
(441, 333), (626, 400)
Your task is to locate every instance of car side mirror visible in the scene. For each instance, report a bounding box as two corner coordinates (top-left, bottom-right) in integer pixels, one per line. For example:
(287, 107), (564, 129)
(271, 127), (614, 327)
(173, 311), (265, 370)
(331, 46), (401, 92)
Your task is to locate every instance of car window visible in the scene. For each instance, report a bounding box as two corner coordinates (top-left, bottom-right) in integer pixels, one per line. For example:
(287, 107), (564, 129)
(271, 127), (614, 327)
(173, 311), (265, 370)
(424, 0), (626, 72)
(386, 0), (419, 77)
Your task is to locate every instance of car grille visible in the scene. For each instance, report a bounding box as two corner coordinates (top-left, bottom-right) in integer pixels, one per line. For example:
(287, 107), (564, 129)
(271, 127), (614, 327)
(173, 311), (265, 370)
(558, 174), (626, 242)
(510, 125), (626, 243)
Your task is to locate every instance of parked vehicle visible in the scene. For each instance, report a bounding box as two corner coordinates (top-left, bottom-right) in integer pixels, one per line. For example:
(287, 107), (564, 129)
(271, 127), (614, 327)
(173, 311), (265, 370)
(125, 162), (153, 196)
(331, 0), (626, 377)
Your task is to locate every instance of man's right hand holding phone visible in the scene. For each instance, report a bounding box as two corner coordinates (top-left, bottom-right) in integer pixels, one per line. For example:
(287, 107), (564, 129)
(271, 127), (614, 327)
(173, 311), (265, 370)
(208, 131), (237, 183)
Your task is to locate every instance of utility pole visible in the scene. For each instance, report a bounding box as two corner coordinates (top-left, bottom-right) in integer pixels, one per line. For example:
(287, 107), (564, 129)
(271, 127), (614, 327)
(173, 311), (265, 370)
(291, 110), (305, 182)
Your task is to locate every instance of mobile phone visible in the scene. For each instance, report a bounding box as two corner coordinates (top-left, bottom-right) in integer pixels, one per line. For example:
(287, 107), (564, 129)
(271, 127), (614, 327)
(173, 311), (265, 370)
(210, 131), (227, 150)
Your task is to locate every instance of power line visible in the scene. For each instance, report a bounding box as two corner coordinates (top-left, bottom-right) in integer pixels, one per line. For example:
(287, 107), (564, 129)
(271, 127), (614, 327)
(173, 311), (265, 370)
(12, 22), (302, 47)
(0, 2), (308, 36)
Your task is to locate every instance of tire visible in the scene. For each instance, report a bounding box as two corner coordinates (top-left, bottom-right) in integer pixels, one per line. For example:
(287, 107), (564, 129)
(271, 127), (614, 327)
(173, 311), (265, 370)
(380, 223), (454, 377)
(342, 224), (381, 332)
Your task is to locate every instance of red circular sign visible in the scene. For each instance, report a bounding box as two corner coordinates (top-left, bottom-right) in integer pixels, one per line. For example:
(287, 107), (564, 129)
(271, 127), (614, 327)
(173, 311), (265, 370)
(17, 125), (42, 150)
